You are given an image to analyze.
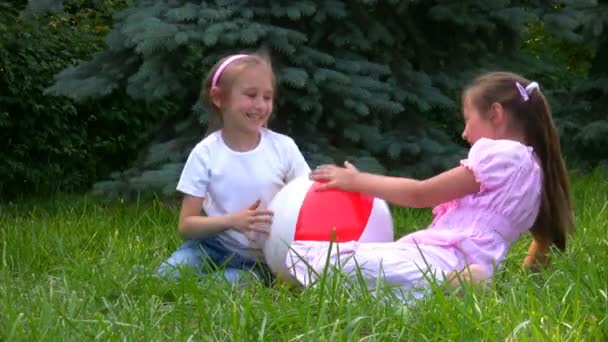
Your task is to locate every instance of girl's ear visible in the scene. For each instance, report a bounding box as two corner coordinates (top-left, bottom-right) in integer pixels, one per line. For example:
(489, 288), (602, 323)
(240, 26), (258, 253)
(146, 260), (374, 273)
(489, 102), (505, 126)
(210, 87), (222, 109)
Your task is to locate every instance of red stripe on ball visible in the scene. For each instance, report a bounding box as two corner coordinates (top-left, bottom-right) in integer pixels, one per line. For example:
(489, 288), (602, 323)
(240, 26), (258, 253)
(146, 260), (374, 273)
(294, 181), (374, 242)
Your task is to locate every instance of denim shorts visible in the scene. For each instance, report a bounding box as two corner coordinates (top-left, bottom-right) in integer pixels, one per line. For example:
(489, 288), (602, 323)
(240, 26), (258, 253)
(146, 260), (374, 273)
(156, 235), (273, 284)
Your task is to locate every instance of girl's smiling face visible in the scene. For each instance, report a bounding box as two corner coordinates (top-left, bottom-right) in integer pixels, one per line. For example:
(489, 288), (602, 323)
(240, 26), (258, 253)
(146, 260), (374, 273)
(216, 64), (274, 135)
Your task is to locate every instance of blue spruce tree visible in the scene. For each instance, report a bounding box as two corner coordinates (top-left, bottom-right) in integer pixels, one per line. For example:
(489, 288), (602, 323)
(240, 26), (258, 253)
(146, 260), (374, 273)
(555, 1), (608, 167)
(39, 0), (595, 197)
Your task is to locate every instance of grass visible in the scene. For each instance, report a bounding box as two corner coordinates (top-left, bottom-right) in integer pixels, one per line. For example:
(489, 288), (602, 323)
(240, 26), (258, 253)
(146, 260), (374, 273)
(1, 169), (607, 341)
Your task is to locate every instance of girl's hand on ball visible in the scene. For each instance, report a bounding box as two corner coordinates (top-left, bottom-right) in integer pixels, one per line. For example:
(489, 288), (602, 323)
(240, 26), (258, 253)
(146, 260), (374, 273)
(231, 199), (274, 235)
(310, 161), (359, 191)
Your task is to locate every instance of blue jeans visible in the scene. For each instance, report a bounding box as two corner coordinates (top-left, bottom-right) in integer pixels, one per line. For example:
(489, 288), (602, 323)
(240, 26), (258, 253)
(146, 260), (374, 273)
(156, 236), (273, 284)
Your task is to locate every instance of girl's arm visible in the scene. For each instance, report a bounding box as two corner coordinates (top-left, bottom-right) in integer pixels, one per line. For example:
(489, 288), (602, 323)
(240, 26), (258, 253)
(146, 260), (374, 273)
(178, 195), (232, 239)
(311, 162), (480, 208)
(522, 239), (550, 271)
(178, 195), (273, 240)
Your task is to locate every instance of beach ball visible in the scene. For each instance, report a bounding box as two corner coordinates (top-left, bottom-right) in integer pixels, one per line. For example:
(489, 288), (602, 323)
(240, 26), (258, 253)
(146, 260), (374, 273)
(263, 175), (394, 284)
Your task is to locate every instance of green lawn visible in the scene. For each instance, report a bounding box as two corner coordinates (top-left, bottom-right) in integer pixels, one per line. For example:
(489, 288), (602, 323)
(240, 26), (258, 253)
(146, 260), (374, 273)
(1, 169), (607, 340)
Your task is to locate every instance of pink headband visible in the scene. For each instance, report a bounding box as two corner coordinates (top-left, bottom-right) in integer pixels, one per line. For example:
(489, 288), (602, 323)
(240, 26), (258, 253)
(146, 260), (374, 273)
(211, 54), (249, 88)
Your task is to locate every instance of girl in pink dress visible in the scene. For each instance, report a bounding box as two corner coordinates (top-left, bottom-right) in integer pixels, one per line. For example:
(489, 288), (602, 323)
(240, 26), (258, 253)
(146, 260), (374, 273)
(286, 71), (575, 299)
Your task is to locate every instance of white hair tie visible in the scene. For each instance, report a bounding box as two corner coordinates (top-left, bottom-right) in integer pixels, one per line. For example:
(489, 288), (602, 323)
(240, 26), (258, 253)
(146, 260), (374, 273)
(516, 81), (540, 102)
(525, 81), (539, 95)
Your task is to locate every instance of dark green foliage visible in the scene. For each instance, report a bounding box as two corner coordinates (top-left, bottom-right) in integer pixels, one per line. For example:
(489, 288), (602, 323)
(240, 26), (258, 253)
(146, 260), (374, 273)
(41, 0), (605, 197)
(556, 2), (608, 167)
(519, 1), (608, 169)
(0, 0), (166, 199)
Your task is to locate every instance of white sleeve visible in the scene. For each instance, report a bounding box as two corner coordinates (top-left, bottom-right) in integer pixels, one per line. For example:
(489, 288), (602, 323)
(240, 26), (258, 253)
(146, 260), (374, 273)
(176, 145), (210, 198)
(284, 138), (311, 182)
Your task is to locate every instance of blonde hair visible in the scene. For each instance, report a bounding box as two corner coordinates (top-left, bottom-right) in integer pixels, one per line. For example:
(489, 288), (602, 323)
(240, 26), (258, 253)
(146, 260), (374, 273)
(201, 50), (276, 137)
(463, 71), (574, 251)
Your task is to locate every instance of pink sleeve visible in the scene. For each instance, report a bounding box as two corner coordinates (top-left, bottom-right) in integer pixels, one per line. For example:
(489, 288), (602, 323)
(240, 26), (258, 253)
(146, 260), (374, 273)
(460, 138), (523, 193)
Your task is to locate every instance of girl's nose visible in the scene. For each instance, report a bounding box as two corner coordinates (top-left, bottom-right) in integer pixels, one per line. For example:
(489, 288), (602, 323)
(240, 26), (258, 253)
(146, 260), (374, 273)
(254, 97), (265, 109)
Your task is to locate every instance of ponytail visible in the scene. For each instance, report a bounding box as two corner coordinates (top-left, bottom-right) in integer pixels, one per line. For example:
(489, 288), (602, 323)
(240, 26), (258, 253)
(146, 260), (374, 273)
(528, 93), (574, 251)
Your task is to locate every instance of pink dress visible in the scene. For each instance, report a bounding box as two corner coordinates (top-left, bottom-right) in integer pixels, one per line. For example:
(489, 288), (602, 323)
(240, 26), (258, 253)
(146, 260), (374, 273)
(286, 138), (542, 299)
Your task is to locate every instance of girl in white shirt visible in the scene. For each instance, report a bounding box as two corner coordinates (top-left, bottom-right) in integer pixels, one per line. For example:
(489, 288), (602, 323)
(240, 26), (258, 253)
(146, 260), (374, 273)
(157, 52), (310, 283)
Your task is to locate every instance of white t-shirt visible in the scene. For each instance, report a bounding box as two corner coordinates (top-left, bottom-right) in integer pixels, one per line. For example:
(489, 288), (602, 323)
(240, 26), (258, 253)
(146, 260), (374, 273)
(176, 128), (311, 260)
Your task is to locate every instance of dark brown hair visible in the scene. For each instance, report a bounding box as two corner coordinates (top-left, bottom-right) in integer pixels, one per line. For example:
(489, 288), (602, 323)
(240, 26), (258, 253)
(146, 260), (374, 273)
(201, 49), (276, 137)
(463, 71), (574, 251)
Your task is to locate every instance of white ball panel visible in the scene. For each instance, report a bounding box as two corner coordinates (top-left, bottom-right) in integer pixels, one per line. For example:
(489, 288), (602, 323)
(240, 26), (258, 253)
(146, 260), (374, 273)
(263, 175), (312, 280)
(359, 198), (394, 242)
